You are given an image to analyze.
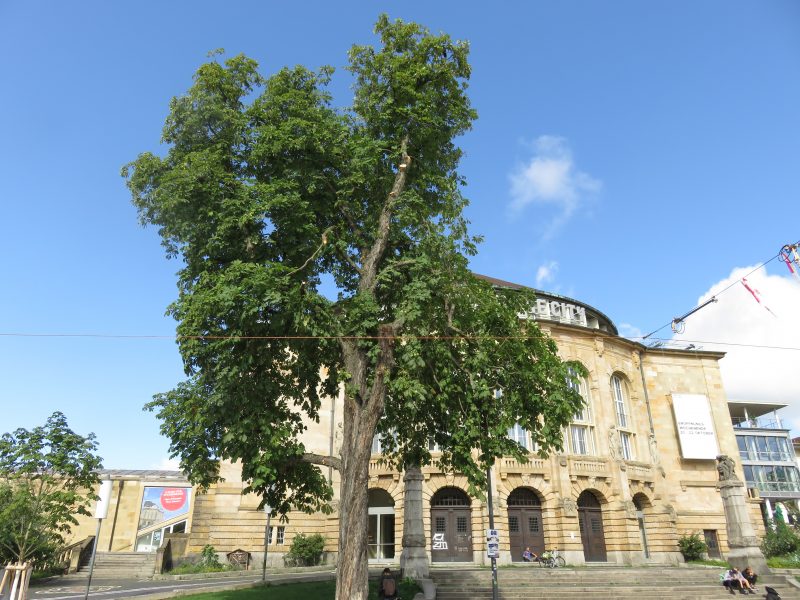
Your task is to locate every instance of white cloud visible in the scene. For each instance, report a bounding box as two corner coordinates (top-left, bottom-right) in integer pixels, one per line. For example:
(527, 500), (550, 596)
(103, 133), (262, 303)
(536, 261), (559, 287)
(618, 323), (644, 341)
(152, 456), (181, 471)
(508, 136), (601, 237)
(671, 267), (800, 432)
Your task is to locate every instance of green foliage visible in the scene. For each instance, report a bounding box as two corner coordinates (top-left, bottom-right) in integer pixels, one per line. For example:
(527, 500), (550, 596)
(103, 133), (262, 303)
(124, 13), (584, 517)
(286, 533), (325, 566)
(124, 14), (586, 599)
(200, 544), (223, 568)
(677, 533), (707, 561)
(767, 553), (800, 568)
(761, 520), (800, 557)
(0, 412), (102, 566)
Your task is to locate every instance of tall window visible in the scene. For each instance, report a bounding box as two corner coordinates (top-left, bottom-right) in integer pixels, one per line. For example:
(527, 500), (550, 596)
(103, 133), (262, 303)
(508, 423), (531, 451)
(567, 365), (594, 455)
(611, 375), (634, 460)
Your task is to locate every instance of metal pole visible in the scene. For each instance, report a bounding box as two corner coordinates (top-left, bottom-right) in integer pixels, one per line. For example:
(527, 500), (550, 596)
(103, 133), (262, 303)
(262, 509), (272, 583)
(83, 518), (103, 600)
(486, 465), (498, 600)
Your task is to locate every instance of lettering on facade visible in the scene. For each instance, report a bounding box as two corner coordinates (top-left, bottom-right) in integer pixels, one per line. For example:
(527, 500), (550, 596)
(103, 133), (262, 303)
(531, 299), (588, 326)
(432, 532), (448, 550)
(672, 393), (719, 459)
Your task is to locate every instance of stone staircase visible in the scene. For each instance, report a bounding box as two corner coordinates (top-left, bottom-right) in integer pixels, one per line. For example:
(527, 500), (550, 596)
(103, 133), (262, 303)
(75, 552), (156, 580)
(430, 566), (800, 599)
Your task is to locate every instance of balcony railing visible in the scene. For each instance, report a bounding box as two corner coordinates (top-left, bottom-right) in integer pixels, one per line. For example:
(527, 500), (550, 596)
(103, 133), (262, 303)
(747, 480), (800, 493)
(732, 417), (785, 430)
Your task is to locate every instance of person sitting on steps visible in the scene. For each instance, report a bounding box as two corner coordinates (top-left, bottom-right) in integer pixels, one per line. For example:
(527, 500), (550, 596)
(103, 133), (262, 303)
(742, 566), (757, 591)
(722, 568), (755, 595)
(521, 546), (537, 562)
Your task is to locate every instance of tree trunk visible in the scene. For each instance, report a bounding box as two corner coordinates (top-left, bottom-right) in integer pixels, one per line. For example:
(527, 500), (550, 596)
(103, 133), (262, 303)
(335, 393), (382, 600)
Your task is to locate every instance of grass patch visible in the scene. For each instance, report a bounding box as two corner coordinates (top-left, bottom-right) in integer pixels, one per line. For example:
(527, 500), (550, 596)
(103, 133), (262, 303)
(167, 563), (237, 575)
(687, 559), (729, 568)
(31, 567), (66, 582)
(767, 554), (800, 569)
(180, 577), (421, 599)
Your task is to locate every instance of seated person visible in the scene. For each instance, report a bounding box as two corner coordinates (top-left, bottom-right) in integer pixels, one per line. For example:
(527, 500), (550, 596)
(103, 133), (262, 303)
(742, 567), (757, 589)
(378, 567), (397, 600)
(722, 568), (755, 595)
(521, 546), (537, 562)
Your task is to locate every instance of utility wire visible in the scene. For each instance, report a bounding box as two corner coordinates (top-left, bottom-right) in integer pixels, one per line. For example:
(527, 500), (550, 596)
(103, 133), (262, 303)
(641, 249), (787, 340)
(1, 332), (799, 351)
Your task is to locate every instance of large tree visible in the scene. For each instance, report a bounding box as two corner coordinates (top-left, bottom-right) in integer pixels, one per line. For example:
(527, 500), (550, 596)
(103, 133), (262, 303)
(0, 412), (102, 566)
(124, 16), (583, 599)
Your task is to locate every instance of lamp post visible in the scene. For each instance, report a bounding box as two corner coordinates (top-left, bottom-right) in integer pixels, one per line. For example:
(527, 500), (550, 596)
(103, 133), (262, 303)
(261, 502), (272, 583)
(84, 480), (112, 600)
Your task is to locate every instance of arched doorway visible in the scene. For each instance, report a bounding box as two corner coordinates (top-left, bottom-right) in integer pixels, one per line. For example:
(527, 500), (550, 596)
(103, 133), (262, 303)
(368, 488), (395, 561)
(430, 487), (472, 562)
(507, 488), (544, 561)
(577, 490), (607, 562)
(632, 494), (650, 559)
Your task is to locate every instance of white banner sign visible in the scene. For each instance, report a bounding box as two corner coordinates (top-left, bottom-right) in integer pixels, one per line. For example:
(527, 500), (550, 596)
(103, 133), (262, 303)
(672, 393), (719, 459)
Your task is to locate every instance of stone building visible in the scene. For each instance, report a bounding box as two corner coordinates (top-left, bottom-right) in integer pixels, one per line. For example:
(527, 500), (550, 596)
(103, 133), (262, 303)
(67, 275), (765, 568)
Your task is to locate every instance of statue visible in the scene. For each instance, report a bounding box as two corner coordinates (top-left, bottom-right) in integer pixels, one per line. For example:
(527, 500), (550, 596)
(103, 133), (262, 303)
(608, 426), (622, 461)
(716, 454), (738, 481)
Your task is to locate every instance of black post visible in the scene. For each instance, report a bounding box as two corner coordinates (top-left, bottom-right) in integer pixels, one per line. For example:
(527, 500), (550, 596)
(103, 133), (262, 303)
(487, 465), (498, 600)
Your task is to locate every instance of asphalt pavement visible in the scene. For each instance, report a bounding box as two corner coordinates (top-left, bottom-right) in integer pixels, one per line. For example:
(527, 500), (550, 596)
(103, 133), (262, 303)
(27, 569), (336, 600)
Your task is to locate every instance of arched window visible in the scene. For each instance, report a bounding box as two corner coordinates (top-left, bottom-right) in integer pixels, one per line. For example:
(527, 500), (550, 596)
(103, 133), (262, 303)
(611, 374), (635, 460)
(568, 365), (594, 456)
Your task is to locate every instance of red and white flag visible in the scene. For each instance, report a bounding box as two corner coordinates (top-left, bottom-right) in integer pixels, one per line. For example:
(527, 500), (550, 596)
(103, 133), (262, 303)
(741, 277), (777, 317)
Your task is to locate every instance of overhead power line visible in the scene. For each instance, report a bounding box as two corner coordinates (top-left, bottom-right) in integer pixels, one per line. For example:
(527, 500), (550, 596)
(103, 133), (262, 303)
(1, 332), (798, 351)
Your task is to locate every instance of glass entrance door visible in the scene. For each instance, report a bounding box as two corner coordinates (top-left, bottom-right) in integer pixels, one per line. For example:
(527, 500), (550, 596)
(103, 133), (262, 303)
(368, 511), (395, 560)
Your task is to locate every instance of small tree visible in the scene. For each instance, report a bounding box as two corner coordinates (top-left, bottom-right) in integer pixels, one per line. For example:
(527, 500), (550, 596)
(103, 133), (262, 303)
(761, 519), (800, 558)
(677, 532), (707, 561)
(0, 412), (102, 566)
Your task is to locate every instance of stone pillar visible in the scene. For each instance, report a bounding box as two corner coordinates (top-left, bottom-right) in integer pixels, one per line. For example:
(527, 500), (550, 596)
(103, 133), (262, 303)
(717, 455), (769, 574)
(400, 466), (429, 579)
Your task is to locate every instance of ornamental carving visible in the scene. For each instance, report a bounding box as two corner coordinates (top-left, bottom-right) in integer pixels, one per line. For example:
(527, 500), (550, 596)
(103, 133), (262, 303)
(716, 455), (739, 481)
(561, 497), (578, 517)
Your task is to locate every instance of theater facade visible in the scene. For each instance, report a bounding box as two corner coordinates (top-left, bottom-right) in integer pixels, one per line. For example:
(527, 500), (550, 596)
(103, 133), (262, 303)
(68, 276), (763, 567)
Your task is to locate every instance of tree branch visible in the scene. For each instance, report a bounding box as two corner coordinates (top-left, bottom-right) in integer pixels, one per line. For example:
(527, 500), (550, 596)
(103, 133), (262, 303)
(301, 452), (342, 472)
(360, 136), (411, 293)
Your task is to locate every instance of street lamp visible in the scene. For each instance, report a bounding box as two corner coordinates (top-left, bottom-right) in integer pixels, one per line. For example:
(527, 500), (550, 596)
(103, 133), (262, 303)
(84, 480), (112, 600)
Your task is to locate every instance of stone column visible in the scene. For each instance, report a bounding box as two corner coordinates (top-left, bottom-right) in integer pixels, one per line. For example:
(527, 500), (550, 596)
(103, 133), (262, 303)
(716, 455), (769, 573)
(400, 466), (429, 579)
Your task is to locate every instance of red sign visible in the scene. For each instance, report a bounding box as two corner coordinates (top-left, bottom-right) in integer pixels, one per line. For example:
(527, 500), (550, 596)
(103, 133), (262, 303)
(160, 488), (188, 511)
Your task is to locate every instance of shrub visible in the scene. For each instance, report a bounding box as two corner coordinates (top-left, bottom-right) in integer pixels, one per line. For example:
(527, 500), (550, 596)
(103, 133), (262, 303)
(761, 520), (800, 558)
(286, 533), (325, 566)
(678, 533), (707, 561)
(200, 544), (222, 568)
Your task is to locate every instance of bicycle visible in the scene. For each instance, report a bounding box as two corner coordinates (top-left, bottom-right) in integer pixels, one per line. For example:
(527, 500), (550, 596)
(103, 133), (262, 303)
(539, 549), (566, 568)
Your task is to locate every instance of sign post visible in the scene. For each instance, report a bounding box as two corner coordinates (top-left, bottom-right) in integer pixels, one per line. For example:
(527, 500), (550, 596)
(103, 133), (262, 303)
(486, 467), (498, 600)
(84, 480), (112, 600)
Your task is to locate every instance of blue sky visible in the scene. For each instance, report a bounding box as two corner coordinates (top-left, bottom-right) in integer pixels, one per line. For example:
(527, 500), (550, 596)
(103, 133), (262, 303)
(1, 1), (798, 469)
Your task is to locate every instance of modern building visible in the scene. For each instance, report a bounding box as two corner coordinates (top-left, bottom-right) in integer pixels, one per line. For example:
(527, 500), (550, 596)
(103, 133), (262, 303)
(68, 276), (766, 568)
(729, 401), (800, 524)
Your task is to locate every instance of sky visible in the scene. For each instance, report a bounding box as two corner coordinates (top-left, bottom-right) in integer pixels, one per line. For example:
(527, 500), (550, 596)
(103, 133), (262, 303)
(1, 1), (798, 470)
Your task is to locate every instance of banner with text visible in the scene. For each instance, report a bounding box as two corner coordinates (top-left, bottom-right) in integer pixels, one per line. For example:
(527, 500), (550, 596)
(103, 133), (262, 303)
(672, 393), (719, 459)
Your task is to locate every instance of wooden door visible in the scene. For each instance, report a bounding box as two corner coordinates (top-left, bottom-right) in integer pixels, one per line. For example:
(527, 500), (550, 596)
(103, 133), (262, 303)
(507, 488), (545, 561)
(431, 488), (473, 562)
(578, 491), (607, 562)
